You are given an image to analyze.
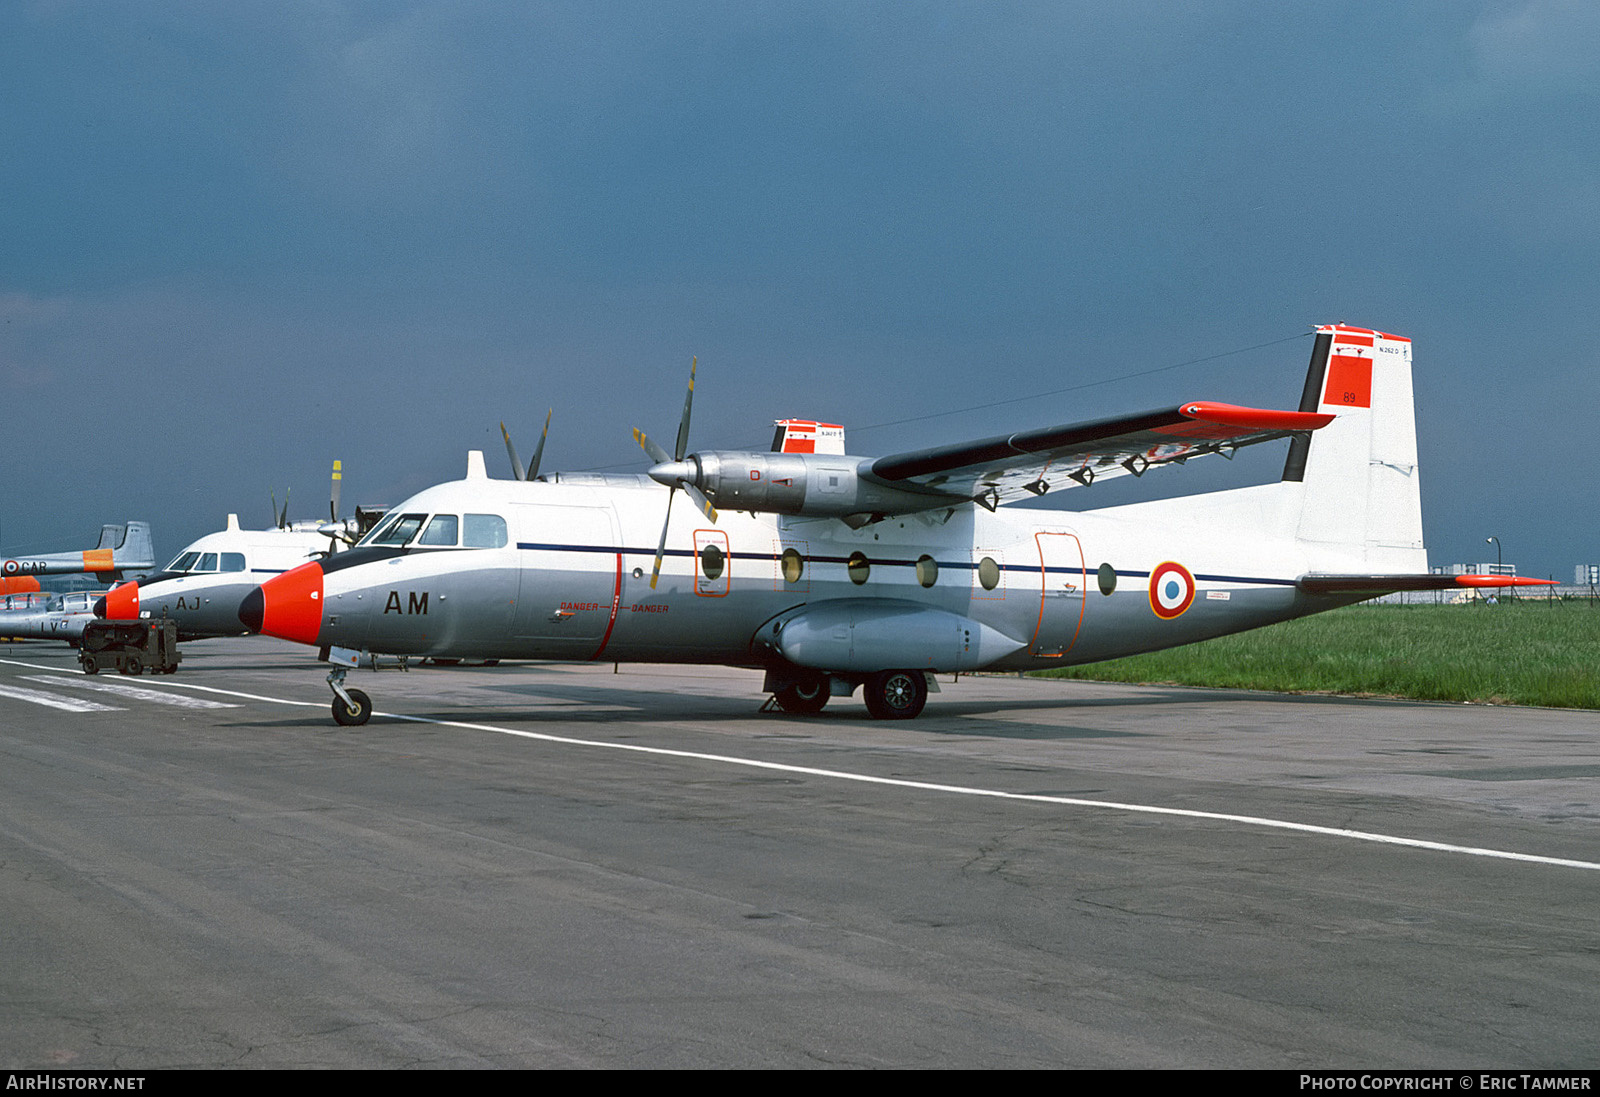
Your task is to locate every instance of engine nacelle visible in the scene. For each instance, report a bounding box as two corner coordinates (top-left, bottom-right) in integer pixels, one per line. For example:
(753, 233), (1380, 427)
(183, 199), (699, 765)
(679, 451), (963, 523)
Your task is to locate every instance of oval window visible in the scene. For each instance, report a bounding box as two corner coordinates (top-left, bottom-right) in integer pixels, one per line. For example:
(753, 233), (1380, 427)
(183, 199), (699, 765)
(847, 551), (870, 585)
(978, 556), (1001, 591)
(1098, 562), (1117, 596)
(700, 543), (725, 582)
(915, 555), (938, 588)
(781, 548), (804, 584)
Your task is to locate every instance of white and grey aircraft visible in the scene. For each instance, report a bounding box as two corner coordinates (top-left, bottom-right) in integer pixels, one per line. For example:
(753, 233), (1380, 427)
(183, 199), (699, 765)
(98, 462), (387, 641)
(96, 514), (344, 640)
(238, 327), (1546, 725)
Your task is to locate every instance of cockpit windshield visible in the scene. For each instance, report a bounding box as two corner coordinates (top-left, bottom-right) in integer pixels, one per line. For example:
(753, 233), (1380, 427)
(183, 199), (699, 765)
(361, 513), (427, 547)
(356, 511), (507, 549)
(162, 551), (247, 574)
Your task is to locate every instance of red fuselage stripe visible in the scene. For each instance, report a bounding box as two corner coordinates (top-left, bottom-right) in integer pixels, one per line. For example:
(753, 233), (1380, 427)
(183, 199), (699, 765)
(589, 552), (624, 660)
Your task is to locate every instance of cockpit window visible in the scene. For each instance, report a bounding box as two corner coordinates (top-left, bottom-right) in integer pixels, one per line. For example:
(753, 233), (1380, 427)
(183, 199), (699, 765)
(197, 553), (218, 572)
(418, 515), (459, 546)
(463, 513), (508, 548)
(220, 552), (247, 572)
(168, 551), (201, 572)
(360, 513), (401, 546)
(368, 513), (427, 546)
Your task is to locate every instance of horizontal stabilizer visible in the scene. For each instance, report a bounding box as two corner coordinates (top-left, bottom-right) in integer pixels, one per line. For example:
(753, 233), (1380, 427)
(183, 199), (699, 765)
(1298, 573), (1557, 595)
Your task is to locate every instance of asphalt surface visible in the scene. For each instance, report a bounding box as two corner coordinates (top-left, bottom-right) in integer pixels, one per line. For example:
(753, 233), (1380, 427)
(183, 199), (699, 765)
(1, 637), (1596, 1068)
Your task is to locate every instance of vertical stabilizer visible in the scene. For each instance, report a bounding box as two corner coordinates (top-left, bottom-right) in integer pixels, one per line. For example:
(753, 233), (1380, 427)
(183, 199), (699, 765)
(116, 521), (156, 570)
(1287, 325), (1424, 570)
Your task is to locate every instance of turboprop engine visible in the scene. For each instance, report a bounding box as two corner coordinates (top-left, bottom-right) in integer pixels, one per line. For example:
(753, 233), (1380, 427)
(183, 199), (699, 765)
(647, 450), (961, 526)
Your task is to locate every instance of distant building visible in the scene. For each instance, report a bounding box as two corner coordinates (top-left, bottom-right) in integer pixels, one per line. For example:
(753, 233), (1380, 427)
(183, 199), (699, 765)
(1434, 562), (1517, 578)
(1577, 564), (1599, 586)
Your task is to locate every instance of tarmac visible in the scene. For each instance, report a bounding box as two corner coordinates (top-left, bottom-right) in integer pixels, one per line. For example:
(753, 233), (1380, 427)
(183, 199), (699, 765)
(1, 637), (1596, 1068)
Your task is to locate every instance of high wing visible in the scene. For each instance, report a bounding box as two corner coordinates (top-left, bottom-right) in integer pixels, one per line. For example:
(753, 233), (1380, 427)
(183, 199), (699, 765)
(865, 401), (1334, 509)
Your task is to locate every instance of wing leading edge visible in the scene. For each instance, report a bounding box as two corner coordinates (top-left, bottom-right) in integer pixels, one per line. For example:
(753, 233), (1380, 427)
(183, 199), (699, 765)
(866, 401), (1333, 508)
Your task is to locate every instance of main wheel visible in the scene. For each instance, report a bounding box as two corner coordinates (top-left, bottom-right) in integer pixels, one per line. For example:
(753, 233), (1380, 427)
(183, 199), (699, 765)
(123, 657), (142, 677)
(863, 670), (928, 720)
(332, 687), (373, 727)
(774, 674), (829, 715)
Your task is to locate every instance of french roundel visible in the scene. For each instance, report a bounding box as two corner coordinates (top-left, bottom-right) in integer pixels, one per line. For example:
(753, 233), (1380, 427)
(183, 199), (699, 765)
(1148, 561), (1196, 619)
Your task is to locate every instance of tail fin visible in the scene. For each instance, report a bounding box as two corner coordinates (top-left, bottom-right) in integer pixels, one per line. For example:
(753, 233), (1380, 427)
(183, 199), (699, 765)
(114, 521), (156, 570)
(1285, 325), (1425, 570)
(93, 523), (124, 551)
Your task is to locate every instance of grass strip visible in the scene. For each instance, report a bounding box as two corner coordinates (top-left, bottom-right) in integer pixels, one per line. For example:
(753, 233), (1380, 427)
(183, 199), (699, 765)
(1035, 602), (1600, 709)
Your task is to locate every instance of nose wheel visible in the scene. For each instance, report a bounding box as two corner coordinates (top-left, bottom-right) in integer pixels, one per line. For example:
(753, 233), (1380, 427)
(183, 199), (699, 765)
(328, 668), (373, 726)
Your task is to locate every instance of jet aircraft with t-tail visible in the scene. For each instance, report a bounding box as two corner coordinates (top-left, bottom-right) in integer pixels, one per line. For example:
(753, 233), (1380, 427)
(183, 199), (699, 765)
(3, 521), (154, 590)
(239, 326), (1549, 725)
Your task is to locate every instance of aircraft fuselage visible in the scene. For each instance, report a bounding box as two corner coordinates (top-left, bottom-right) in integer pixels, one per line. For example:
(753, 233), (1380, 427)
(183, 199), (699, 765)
(256, 472), (1352, 673)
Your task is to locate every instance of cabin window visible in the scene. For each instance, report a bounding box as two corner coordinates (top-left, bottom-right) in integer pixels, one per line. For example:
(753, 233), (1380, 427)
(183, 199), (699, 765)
(781, 548), (804, 584)
(220, 553), (247, 573)
(978, 556), (1001, 591)
(848, 551), (870, 585)
(463, 514), (508, 548)
(699, 543), (725, 582)
(418, 514), (459, 546)
(915, 555), (939, 588)
(1098, 563), (1117, 596)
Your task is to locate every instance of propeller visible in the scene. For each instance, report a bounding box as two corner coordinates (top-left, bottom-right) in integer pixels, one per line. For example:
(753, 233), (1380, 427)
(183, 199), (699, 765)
(316, 459), (357, 551)
(270, 488), (291, 530)
(500, 409), (553, 480)
(633, 356), (719, 589)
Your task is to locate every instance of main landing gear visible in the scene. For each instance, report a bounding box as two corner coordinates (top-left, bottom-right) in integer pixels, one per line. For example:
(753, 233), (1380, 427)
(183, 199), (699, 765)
(773, 673), (829, 715)
(862, 669), (928, 720)
(764, 667), (932, 719)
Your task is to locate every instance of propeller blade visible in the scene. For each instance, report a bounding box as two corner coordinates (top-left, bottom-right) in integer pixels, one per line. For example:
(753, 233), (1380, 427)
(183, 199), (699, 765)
(633, 427), (672, 466)
(500, 422), (524, 481)
(682, 480), (718, 524)
(650, 489), (675, 590)
(280, 487), (291, 529)
(527, 408), (552, 481)
(674, 356), (697, 461)
(330, 459), (342, 523)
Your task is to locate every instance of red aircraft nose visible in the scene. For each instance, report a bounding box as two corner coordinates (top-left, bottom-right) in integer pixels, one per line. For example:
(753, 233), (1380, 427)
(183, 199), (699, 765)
(97, 581), (140, 620)
(239, 561), (325, 645)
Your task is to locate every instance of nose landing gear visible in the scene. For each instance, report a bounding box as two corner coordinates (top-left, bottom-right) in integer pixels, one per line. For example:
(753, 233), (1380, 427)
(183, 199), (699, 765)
(328, 668), (373, 726)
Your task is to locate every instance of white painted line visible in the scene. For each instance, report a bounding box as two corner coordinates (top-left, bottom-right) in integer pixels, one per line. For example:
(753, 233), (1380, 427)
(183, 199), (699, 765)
(0, 683), (122, 713)
(4, 657), (1596, 872)
(374, 712), (1600, 873)
(0, 658), (327, 709)
(21, 675), (240, 709)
